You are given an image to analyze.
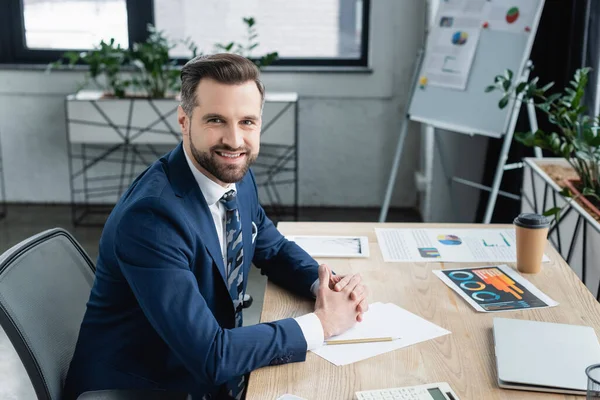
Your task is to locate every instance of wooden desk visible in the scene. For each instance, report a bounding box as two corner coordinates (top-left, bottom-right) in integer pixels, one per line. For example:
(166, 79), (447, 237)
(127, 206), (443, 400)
(246, 223), (600, 400)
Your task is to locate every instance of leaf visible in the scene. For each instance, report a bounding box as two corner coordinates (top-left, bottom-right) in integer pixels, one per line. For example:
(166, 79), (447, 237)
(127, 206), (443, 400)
(484, 85), (496, 93)
(543, 207), (563, 217)
(540, 82), (555, 92)
(576, 150), (592, 161)
(65, 51), (81, 65)
(514, 131), (536, 147)
(583, 187), (597, 196)
(498, 95), (509, 109)
(502, 79), (510, 91)
(515, 82), (527, 94)
(529, 76), (540, 86)
(559, 187), (573, 198)
(591, 135), (600, 147)
(546, 93), (561, 103)
(257, 52), (279, 69)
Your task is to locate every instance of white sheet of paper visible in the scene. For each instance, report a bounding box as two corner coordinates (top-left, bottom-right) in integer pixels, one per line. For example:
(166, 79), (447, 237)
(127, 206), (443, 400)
(286, 235), (369, 258)
(484, 0), (538, 34)
(423, 0), (486, 89)
(375, 228), (550, 263)
(433, 264), (558, 312)
(311, 303), (450, 366)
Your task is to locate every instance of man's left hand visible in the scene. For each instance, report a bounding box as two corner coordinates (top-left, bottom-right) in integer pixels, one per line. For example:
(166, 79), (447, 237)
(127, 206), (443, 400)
(328, 268), (369, 322)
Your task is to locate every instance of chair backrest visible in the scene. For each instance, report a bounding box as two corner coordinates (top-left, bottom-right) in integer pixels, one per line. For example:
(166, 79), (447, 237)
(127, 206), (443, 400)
(0, 228), (95, 400)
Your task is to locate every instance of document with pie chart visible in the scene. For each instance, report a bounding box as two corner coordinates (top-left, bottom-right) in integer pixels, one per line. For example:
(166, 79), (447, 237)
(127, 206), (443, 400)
(484, 0), (538, 34)
(422, 0), (484, 90)
(375, 228), (551, 263)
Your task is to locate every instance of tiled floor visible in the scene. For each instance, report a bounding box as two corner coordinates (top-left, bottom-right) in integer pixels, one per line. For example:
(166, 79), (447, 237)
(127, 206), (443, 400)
(0, 204), (420, 399)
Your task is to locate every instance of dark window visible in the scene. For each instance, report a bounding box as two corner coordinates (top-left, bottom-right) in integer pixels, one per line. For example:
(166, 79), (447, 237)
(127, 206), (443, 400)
(0, 0), (370, 67)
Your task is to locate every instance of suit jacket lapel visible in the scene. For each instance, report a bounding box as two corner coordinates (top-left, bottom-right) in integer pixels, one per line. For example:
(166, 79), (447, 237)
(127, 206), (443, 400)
(167, 144), (228, 286)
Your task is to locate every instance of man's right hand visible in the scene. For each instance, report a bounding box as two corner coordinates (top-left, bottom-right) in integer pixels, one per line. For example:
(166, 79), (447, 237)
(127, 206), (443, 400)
(313, 264), (367, 339)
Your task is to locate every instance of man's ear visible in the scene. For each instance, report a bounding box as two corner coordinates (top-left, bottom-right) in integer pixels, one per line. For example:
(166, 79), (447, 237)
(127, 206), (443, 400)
(177, 105), (188, 136)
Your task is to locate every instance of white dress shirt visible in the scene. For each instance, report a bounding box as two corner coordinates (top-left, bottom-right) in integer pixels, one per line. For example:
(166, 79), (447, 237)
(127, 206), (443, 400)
(183, 149), (324, 350)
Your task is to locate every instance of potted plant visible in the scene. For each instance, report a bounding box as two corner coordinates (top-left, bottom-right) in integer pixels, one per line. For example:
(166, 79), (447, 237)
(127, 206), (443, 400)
(52, 19), (278, 99)
(487, 67), (600, 296)
(486, 67), (600, 220)
(52, 19), (286, 226)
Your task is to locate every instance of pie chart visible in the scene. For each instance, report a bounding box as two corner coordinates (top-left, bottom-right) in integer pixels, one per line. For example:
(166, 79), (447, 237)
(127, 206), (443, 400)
(437, 234), (462, 246)
(506, 7), (519, 24)
(451, 31), (468, 45)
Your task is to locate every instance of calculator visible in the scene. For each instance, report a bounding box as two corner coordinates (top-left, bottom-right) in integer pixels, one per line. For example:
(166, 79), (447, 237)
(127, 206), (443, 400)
(354, 382), (459, 400)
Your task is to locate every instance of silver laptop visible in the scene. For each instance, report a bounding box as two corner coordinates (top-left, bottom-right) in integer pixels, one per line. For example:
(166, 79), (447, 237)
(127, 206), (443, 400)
(493, 317), (600, 395)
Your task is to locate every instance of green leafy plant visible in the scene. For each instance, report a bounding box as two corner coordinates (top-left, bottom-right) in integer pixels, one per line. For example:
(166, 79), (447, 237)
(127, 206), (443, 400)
(129, 25), (197, 98)
(51, 18), (278, 98)
(50, 38), (130, 97)
(214, 17), (278, 69)
(486, 67), (600, 220)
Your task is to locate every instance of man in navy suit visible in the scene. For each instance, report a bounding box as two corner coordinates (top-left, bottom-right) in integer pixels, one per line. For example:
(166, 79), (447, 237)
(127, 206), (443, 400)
(64, 53), (368, 399)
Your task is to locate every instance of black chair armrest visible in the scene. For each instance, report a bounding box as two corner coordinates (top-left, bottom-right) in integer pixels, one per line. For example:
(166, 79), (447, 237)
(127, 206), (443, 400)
(77, 389), (188, 400)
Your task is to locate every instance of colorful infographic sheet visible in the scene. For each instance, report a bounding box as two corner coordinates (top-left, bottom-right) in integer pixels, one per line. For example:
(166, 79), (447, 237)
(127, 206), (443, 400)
(433, 265), (558, 312)
(424, 0), (484, 89)
(375, 228), (550, 263)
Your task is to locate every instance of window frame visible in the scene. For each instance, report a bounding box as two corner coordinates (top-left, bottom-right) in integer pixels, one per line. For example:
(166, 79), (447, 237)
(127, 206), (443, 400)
(0, 0), (370, 68)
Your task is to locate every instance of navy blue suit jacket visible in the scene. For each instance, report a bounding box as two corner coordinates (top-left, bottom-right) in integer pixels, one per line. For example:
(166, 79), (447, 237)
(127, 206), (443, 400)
(63, 144), (319, 399)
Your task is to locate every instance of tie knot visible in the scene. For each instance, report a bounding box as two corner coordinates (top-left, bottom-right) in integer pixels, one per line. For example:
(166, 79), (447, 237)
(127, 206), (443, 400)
(219, 190), (238, 211)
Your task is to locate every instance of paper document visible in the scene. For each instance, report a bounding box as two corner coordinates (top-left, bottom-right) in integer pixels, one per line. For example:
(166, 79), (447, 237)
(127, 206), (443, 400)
(484, 0), (538, 34)
(423, 0), (485, 89)
(287, 235), (369, 258)
(375, 228), (550, 263)
(311, 302), (450, 366)
(433, 264), (558, 312)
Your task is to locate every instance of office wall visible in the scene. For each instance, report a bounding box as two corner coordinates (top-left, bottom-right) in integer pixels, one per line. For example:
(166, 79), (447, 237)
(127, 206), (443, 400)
(0, 0), (425, 208)
(424, 130), (488, 223)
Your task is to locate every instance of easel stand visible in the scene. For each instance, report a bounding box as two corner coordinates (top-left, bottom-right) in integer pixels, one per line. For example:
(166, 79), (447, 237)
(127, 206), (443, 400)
(379, 48), (424, 223)
(379, 58), (541, 224)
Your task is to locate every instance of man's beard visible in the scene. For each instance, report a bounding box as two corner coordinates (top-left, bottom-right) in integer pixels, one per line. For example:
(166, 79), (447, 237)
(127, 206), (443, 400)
(189, 130), (257, 184)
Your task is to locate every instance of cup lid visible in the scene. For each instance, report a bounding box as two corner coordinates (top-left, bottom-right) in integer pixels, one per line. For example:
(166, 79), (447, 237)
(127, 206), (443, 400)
(514, 213), (550, 229)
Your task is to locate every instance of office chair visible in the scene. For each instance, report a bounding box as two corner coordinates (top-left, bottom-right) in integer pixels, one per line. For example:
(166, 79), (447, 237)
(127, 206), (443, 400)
(0, 228), (186, 400)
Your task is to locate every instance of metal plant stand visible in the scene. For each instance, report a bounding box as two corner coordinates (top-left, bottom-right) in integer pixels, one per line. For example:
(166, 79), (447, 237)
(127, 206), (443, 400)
(66, 92), (298, 226)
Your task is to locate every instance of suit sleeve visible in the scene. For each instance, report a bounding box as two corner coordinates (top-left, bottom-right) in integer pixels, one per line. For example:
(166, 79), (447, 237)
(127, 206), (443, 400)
(114, 196), (308, 387)
(248, 172), (319, 298)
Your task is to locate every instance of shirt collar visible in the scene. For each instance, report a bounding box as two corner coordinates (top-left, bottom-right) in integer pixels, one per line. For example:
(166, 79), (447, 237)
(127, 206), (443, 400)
(183, 146), (236, 206)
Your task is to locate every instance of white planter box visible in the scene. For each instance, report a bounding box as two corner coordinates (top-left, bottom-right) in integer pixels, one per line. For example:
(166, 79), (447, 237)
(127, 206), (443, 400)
(65, 90), (299, 224)
(522, 158), (600, 298)
(66, 91), (181, 145)
(66, 90), (298, 145)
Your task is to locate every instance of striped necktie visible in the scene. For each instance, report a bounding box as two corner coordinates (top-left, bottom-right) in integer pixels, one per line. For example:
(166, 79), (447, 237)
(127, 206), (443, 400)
(219, 190), (246, 400)
(220, 189), (244, 326)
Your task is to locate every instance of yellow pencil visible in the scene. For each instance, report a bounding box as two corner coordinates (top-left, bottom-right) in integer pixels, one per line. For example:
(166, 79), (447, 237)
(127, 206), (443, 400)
(324, 336), (399, 345)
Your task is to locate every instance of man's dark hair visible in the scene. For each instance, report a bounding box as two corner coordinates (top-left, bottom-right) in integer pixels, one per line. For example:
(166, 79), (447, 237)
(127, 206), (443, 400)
(180, 53), (265, 116)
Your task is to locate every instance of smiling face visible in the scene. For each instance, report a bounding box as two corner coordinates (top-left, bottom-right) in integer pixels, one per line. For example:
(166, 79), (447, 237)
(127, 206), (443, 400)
(178, 78), (262, 186)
